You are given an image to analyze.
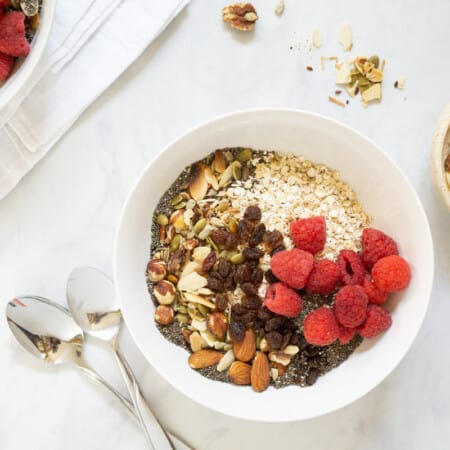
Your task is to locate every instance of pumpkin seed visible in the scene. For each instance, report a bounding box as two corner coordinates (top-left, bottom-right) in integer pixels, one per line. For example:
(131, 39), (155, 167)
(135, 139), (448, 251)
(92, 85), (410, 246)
(176, 314), (189, 324)
(20, 0), (39, 17)
(177, 305), (188, 314)
(238, 148), (252, 162)
(193, 218), (206, 235)
(156, 213), (169, 226)
(232, 163), (242, 181)
(230, 252), (245, 264)
(167, 274), (178, 284)
(171, 193), (188, 206)
(218, 164), (234, 188)
(368, 55), (379, 68)
(197, 304), (210, 317)
(170, 234), (181, 251)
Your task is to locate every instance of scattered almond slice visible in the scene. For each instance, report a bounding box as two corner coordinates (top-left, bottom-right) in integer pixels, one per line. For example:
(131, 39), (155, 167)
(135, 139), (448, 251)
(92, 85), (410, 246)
(338, 23), (352, 51)
(328, 96), (346, 107)
(177, 271), (207, 292)
(366, 68), (383, 83)
(202, 164), (219, 190)
(312, 29), (323, 48)
(183, 292), (216, 309)
(361, 83), (382, 103)
(188, 163), (208, 201)
(180, 261), (200, 279)
(335, 63), (352, 84)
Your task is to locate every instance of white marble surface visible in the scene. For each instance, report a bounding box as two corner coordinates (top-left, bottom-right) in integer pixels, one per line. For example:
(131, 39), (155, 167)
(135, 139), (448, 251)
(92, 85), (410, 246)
(1, 1), (450, 449)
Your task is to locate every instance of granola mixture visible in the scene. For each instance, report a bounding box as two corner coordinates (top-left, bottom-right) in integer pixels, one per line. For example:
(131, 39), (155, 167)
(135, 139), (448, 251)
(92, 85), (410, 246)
(146, 148), (372, 391)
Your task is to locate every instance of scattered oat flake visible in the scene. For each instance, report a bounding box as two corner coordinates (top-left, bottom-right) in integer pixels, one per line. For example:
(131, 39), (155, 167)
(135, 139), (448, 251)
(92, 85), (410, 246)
(338, 24), (352, 51)
(329, 96), (346, 108)
(275, 0), (284, 15)
(312, 29), (323, 48)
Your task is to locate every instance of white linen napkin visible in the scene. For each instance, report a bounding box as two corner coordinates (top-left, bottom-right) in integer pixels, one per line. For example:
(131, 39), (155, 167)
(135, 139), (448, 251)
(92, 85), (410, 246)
(0, 0), (190, 201)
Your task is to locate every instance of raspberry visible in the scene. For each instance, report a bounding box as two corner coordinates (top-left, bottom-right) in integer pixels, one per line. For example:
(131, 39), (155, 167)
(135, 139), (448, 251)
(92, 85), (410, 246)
(0, 51), (14, 81)
(0, 0), (10, 10)
(338, 325), (356, 345)
(303, 306), (339, 346)
(358, 304), (392, 338)
(264, 282), (303, 318)
(305, 259), (340, 295)
(333, 285), (368, 328)
(363, 274), (388, 305)
(270, 248), (313, 289)
(289, 216), (326, 255)
(361, 228), (399, 269)
(372, 255), (411, 292)
(337, 250), (365, 286)
(0, 12), (30, 57)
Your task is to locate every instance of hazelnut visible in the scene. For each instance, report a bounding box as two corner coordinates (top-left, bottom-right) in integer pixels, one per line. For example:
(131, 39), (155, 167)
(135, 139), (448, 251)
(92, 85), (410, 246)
(154, 280), (176, 305)
(207, 311), (228, 339)
(182, 328), (193, 344)
(154, 305), (174, 325)
(147, 259), (167, 282)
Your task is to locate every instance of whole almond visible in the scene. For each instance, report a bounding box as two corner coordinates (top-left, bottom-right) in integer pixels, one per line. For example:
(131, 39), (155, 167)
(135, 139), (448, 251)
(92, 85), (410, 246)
(233, 328), (256, 362)
(251, 352), (270, 393)
(229, 361), (251, 385)
(188, 350), (223, 369)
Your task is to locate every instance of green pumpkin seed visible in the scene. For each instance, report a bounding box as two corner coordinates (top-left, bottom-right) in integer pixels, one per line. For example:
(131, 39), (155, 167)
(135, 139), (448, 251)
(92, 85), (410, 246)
(368, 55), (380, 68)
(156, 213), (169, 226)
(237, 148), (253, 162)
(197, 304), (210, 317)
(177, 305), (188, 314)
(230, 252), (245, 264)
(193, 218), (207, 235)
(173, 201), (186, 210)
(176, 314), (190, 324)
(232, 163), (242, 181)
(171, 192), (189, 206)
(170, 234), (181, 251)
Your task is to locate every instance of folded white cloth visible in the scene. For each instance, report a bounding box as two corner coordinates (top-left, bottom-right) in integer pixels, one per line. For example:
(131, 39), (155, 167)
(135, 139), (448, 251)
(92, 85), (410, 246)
(0, 0), (189, 201)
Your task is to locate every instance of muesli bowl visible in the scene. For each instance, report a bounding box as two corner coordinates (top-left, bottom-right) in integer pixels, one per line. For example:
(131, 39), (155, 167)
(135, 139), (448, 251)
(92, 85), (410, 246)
(114, 109), (433, 422)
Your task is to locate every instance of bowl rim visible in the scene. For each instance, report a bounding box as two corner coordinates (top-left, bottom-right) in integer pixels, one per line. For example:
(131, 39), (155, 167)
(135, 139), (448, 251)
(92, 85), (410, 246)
(0, 0), (56, 111)
(430, 101), (450, 211)
(114, 108), (434, 422)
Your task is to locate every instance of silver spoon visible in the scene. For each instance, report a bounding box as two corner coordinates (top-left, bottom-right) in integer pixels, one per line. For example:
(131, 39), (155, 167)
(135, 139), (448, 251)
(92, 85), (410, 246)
(66, 267), (184, 450)
(5, 295), (136, 416)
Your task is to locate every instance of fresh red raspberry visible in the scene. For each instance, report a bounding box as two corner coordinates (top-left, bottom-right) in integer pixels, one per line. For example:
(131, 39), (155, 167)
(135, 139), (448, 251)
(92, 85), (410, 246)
(361, 228), (399, 269)
(338, 325), (356, 345)
(358, 304), (392, 338)
(303, 306), (339, 346)
(337, 249), (365, 286)
(333, 285), (368, 328)
(0, 12), (30, 57)
(363, 275), (388, 305)
(289, 216), (326, 255)
(0, 0), (10, 10)
(372, 255), (411, 292)
(270, 248), (313, 289)
(264, 282), (303, 318)
(0, 51), (14, 81)
(305, 259), (340, 295)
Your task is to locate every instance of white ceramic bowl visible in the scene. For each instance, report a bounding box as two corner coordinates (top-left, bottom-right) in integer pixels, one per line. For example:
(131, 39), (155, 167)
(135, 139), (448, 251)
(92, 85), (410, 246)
(0, 0), (56, 111)
(115, 109), (433, 422)
(431, 101), (450, 211)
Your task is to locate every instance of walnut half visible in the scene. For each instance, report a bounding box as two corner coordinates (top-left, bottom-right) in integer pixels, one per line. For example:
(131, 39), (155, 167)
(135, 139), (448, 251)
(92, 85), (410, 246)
(222, 3), (258, 31)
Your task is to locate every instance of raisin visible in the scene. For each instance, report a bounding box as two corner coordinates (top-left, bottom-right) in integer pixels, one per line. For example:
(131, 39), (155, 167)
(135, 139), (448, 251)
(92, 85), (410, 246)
(254, 319), (265, 332)
(234, 264), (253, 284)
(231, 303), (247, 318)
(251, 268), (264, 286)
(248, 223), (266, 247)
(244, 205), (262, 222)
(296, 334), (306, 349)
(266, 331), (283, 350)
(215, 294), (228, 311)
(201, 251), (217, 272)
(224, 275), (236, 290)
(242, 295), (262, 309)
(306, 368), (321, 386)
(207, 272), (225, 292)
(263, 230), (284, 250)
(224, 233), (239, 250)
(243, 247), (264, 260)
(229, 320), (246, 343)
(210, 228), (229, 246)
(280, 331), (292, 350)
(237, 219), (253, 241)
(217, 258), (232, 278)
(246, 259), (259, 268)
(240, 311), (257, 325)
(271, 245), (286, 256)
(257, 307), (273, 322)
(265, 316), (286, 332)
(241, 282), (258, 296)
(264, 269), (278, 284)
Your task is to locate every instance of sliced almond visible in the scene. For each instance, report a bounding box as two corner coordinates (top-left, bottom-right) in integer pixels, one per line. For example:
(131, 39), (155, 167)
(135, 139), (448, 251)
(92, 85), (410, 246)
(312, 29), (323, 48)
(188, 163), (208, 201)
(188, 349), (223, 369)
(192, 246), (212, 262)
(229, 361), (252, 385)
(366, 68), (383, 83)
(283, 345), (300, 356)
(191, 318), (207, 332)
(361, 83), (382, 103)
(217, 349), (235, 372)
(200, 330), (217, 347)
(233, 328), (256, 362)
(202, 164), (219, 190)
(214, 150), (227, 173)
(251, 352), (270, 393)
(335, 63), (352, 84)
(338, 23), (353, 51)
(180, 261), (200, 279)
(177, 272), (207, 292)
(268, 351), (291, 366)
(183, 292), (216, 309)
(189, 331), (206, 352)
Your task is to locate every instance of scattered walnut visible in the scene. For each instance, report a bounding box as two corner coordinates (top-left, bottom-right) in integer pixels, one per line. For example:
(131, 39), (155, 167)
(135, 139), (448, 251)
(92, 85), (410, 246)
(222, 3), (258, 31)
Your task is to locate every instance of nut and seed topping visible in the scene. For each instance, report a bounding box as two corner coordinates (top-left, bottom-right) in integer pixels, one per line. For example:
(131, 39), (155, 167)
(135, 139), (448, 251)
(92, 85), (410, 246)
(222, 3), (258, 31)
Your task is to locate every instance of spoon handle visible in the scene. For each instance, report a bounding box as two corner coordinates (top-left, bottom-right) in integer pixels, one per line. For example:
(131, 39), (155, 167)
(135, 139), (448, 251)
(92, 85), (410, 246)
(113, 345), (176, 450)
